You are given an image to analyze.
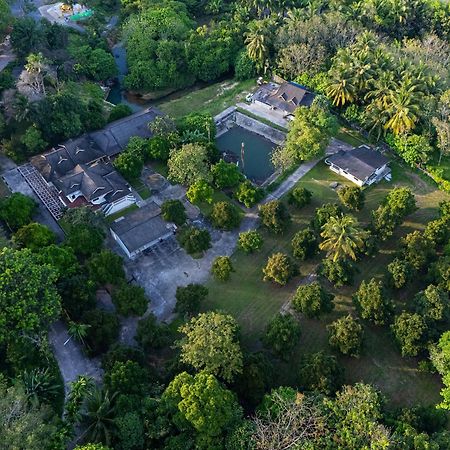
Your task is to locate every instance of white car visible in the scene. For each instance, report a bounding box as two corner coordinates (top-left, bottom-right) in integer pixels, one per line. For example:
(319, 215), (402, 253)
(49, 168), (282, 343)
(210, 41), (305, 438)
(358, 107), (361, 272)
(245, 93), (253, 102)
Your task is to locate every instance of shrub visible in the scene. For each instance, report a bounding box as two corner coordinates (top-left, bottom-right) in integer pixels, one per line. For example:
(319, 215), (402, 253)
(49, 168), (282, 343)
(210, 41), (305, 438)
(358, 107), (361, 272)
(210, 201), (241, 230)
(238, 230), (263, 253)
(147, 136), (171, 161)
(211, 256), (234, 281)
(291, 228), (317, 260)
(161, 199), (187, 226)
(292, 281), (334, 318)
(177, 226), (211, 255)
(82, 309), (120, 356)
(263, 313), (301, 358)
(328, 315), (363, 357)
(235, 180), (264, 208)
(86, 250), (125, 286)
(0, 193), (36, 231)
(391, 312), (427, 357)
(320, 258), (355, 286)
(337, 185), (365, 211)
(186, 179), (214, 205)
(104, 360), (148, 397)
(259, 200), (291, 234)
(112, 284), (148, 317)
(175, 284), (208, 316)
(263, 252), (296, 286)
(288, 187), (312, 209)
(12, 222), (55, 251)
(108, 104), (132, 122)
(212, 160), (243, 189)
(136, 314), (171, 351)
(311, 203), (342, 231)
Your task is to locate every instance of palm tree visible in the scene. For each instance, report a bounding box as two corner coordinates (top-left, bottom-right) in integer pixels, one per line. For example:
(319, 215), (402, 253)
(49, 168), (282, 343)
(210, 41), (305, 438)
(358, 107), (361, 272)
(326, 72), (356, 107)
(245, 20), (271, 72)
(13, 94), (33, 122)
(67, 321), (91, 347)
(320, 215), (367, 262)
(82, 388), (117, 445)
(21, 368), (61, 405)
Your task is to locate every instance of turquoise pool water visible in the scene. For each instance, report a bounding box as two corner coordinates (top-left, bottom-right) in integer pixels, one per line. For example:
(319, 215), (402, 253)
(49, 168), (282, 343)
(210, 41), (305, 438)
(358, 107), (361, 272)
(216, 126), (276, 184)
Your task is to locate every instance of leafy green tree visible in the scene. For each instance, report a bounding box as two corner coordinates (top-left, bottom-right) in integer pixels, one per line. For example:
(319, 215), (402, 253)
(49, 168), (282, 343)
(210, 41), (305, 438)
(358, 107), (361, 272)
(337, 185), (365, 211)
(386, 133), (433, 167)
(65, 225), (105, 258)
(12, 222), (55, 251)
(353, 278), (393, 325)
(75, 444), (112, 450)
(285, 102), (338, 162)
(186, 179), (214, 205)
(108, 104), (132, 123)
(177, 312), (243, 382)
(387, 257), (413, 289)
(424, 217), (450, 246)
(263, 252), (296, 286)
(112, 284), (148, 317)
(71, 45), (117, 82)
(0, 193), (36, 231)
(37, 244), (79, 279)
(238, 230), (263, 253)
(146, 136), (171, 161)
(311, 203), (342, 231)
(177, 113), (216, 143)
(245, 19), (272, 72)
(20, 125), (48, 155)
(391, 312), (427, 357)
(161, 199), (187, 226)
(168, 143), (212, 186)
(58, 274), (96, 321)
(211, 255), (234, 281)
(212, 160), (243, 189)
(291, 228), (318, 260)
(20, 367), (61, 406)
(415, 284), (449, 322)
(401, 231), (435, 272)
(113, 147), (144, 181)
(10, 18), (44, 57)
(320, 257), (355, 286)
(235, 180), (264, 208)
(320, 215), (367, 262)
(63, 206), (106, 232)
(298, 351), (343, 395)
(82, 309), (120, 355)
(115, 412), (144, 450)
(263, 313), (301, 358)
(104, 360), (148, 397)
(259, 200), (291, 234)
(0, 0), (11, 37)
(175, 284), (208, 316)
(86, 250), (125, 286)
(288, 187), (312, 209)
(136, 314), (171, 351)
(292, 281), (334, 318)
(0, 248), (61, 343)
(177, 226), (211, 255)
(211, 201), (241, 230)
(102, 344), (145, 372)
(328, 315), (363, 357)
(234, 49), (257, 80)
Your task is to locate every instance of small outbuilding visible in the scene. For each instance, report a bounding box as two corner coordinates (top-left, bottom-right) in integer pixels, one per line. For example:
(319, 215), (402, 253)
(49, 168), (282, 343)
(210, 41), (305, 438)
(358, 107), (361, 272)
(110, 202), (176, 259)
(325, 145), (390, 187)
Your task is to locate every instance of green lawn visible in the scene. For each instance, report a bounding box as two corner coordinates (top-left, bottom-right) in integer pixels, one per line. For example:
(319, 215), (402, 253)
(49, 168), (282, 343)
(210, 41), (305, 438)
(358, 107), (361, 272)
(203, 160), (449, 408)
(157, 79), (256, 119)
(129, 178), (151, 200)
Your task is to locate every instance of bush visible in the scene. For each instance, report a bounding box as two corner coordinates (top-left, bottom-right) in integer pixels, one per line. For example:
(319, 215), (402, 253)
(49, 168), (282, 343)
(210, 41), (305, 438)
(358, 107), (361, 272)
(146, 136), (171, 161)
(328, 315), (363, 357)
(292, 282), (334, 318)
(161, 199), (187, 226)
(211, 256), (234, 281)
(86, 250), (125, 286)
(235, 180), (264, 208)
(177, 226), (211, 255)
(320, 258), (355, 286)
(259, 200), (291, 234)
(337, 186), (365, 211)
(104, 360), (148, 397)
(311, 203), (342, 231)
(291, 228), (317, 260)
(112, 284), (148, 317)
(12, 222), (55, 251)
(175, 284), (208, 316)
(82, 309), (120, 356)
(210, 201), (241, 230)
(186, 179), (214, 205)
(102, 344), (145, 371)
(115, 412), (145, 450)
(113, 143), (145, 181)
(263, 313), (301, 358)
(263, 252), (296, 286)
(387, 258), (413, 289)
(288, 187), (312, 209)
(108, 104), (132, 122)
(212, 160), (243, 189)
(136, 314), (171, 351)
(391, 312), (427, 357)
(238, 230), (263, 253)
(0, 193), (36, 231)
(234, 50), (257, 80)
(424, 217), (450, 246)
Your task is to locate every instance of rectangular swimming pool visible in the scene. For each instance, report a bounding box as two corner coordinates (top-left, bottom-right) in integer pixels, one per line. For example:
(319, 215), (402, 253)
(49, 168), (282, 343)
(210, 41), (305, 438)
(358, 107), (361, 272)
(215, 126), (276, 184)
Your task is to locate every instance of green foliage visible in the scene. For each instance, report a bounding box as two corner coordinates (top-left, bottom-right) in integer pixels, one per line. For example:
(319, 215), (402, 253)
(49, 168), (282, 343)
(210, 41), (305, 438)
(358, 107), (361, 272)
(212, 160), (243, 189)
(210, 201), (241, 230)
(177, 113), (216, 143)
(391, 312), (427, 357)
(238, 230), (263, 254)
(0, 0), (11, 36)
(113, 137), (145, 180)
(115, 412), (144, 450)
(387, 257), (413, 289)
(0, 193), (36, 231)
(288, 187), (312, 209)
(311, 203), (342, 232)
(328, 315), (363, 357)
(86, 250), (125, 286)
(235, 180), (264, 208)
(63, 206), (106, 232)
(292, 281), (334, 318)
(263, 313), (301, 358)
(58, 274), (96, 321)
(400, 231), (435, 272)
(146, 136), (171, 161)
(263, 252), (296, 286)
(71, 45), (117, 81)
(177, 311), (243, 382)
(415, 284), (449, 322)
(291, 227), (318, 260)
(0, 248), (61, 343)
(136, 314), (171, 351)
(82, 309), (120, 355)
(108, 104), (132, 123)
(37, 244), (79, 279)
(20, 125), (48, 155)
(298, 351), (343, 395)
(12, 222), (55, 251)
(161, 199), (187, 226)
(177, 226), (211, 255)
(424, 217), (450, 246)
(186, 179), (214, 204)
(259, 200), (291, 234)
(320, 257), (355, 286)
(353, 278), (393, 325)
(102, 344), (145, 372)
(175, 283), (208, 316)
(386, 133), (433, 167)
(112, 284), (148, 317)
(168, 143), (212, 186)
(234, 50), (257, 81)
(211, 255), (234, 281)
(104, 360), (148, 397)
(337, 185), (365, 211)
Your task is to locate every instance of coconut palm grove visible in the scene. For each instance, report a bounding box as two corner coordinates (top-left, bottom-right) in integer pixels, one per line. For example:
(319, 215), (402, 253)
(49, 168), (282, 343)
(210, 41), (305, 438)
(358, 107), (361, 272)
(0, 0), (450, 449)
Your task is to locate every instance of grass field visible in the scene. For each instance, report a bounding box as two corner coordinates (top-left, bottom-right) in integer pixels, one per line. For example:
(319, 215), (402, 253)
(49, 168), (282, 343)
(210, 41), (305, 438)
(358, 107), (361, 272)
(203, 159), (449, 408)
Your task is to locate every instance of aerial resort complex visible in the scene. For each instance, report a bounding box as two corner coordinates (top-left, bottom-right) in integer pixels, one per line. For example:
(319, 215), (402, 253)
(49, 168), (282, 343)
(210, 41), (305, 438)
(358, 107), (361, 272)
(0, 0), (450, 448)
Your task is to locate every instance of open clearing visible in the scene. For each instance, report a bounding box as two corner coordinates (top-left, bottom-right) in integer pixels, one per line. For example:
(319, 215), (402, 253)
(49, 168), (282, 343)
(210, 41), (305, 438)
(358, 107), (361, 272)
(204, 159), (449, 408)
